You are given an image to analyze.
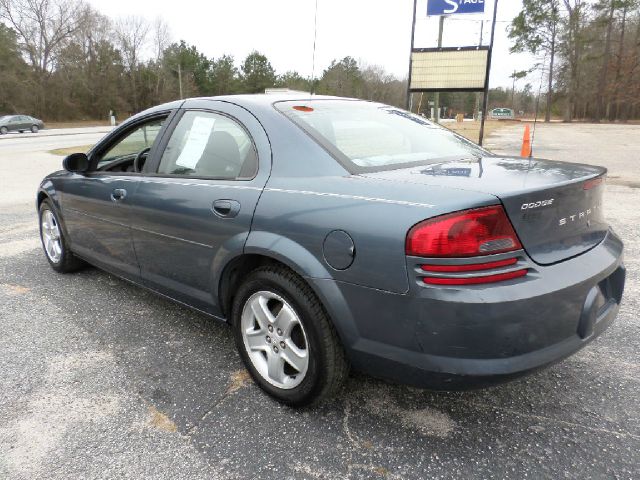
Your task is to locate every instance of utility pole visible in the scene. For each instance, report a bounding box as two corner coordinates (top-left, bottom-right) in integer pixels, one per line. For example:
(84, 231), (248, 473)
(406, 0), (418, 110)
(478, 0), (499, 146)
(475, 20), (484, 121)
(511, 70), (516, 111)
(433, 16), (445, 123)
(310, 0), (319, 95)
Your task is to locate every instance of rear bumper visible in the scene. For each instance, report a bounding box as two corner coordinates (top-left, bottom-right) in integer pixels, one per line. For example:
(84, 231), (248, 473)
(313, 230), (625, 389)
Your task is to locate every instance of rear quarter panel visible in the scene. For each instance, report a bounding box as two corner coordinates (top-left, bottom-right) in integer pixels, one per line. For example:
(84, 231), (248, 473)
(250, 174), (500, 293)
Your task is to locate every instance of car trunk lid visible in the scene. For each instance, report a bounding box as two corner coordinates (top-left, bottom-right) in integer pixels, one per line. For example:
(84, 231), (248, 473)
(360, 156), (608, 265)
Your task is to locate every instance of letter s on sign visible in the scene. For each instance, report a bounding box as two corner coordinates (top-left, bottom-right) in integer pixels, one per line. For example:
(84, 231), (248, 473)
(444, 0), (459, 14)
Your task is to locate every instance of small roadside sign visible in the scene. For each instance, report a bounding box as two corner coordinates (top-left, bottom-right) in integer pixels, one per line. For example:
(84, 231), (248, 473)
(427, 0), (486, 16)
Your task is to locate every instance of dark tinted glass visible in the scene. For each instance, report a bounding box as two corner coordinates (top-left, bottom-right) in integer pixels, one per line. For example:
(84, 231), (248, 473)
(157, 111), (257, 179)
(276, 100), (487, 172)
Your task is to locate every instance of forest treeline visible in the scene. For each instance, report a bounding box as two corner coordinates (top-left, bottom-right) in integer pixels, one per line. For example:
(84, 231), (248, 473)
(509, 0), (640, 122)
(0, 0), (405, 121)
(0, 0), (639, 122)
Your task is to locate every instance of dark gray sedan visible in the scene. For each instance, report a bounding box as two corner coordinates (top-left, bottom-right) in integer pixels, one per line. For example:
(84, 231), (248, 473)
(0, 114), (44, 134)
(36, 95), (625, 406)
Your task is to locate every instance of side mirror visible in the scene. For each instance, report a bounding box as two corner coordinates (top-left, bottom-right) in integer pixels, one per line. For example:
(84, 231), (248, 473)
(62, 153), (89, 173)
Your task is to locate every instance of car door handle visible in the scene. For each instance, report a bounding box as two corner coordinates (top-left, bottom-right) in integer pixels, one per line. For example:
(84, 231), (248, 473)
(212, 199), (240, 218)
(111, 188), (127, 202)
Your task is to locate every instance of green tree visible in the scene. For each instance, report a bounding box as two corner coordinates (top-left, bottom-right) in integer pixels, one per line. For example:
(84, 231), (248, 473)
(240, 51), (276, 93)
(521, 83), (535, 114)
(163, 40), (212, 98)
(317, 57), (362, 97)
(210, 54), (239, 95)
(276, 71), (312, 92)
(509, 0), (560, 122)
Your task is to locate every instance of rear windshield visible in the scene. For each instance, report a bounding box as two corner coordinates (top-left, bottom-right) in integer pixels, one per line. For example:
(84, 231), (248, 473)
(275, 100), (487, 173)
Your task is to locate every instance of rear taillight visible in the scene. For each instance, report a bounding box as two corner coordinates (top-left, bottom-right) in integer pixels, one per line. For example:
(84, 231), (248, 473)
(423, 269), (527, 286)
(421, 258), (518, 273)
(406, 206), (522, 258)
(583, 176), (605, 190)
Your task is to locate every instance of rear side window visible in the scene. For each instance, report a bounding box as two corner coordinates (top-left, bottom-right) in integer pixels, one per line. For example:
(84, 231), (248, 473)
(275, 100), (487, 173)
(157, 110), (258, 179)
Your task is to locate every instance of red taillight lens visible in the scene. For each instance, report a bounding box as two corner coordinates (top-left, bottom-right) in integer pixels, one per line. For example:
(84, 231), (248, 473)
(406, 206), (522, 257)
(421, 258), (518, 273)
(583, 176), (604, 190)
(423, 269), (528, 285)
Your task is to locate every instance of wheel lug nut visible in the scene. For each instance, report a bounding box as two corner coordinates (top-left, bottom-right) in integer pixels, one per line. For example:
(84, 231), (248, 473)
(280, 341), (286, 349)
(266, 336), (271, 343)
(268, 325), (273, 333)
(273, 346), (279, 353)
(277, 329), (283, 335)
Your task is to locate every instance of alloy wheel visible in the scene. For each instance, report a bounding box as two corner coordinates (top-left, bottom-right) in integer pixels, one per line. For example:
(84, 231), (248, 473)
(240, 290), (309, 389)
(41, 209), (62, 263)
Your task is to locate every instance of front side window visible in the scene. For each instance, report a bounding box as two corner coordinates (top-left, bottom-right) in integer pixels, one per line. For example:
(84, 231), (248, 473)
(96, 117), (166, 170)
(275, 100), (487, 173)
(157, 110), (257, 179)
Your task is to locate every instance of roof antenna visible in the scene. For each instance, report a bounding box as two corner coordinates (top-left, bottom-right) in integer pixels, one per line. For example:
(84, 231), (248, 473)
(530, 55), (547, 159)
(310, 0), (319, 95)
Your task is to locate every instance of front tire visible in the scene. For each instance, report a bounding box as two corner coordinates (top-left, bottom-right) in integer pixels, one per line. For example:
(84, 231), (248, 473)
(39, 199), (85, 273)
(231, 266), (349, 407)
(31, 125), (39, 133)
(0, 126), (7, 134)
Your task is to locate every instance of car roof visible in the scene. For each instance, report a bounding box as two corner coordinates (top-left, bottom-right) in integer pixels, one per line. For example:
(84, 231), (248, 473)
(137, 94), (359, 115)
(128, 94), (366, 126)
(194, 93), (346, 105)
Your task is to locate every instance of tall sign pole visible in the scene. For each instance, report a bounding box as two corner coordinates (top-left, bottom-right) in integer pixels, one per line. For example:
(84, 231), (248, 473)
(478, 0), (499, 146)
(406, 0), (418, 110)
(433, 15), (445, 123)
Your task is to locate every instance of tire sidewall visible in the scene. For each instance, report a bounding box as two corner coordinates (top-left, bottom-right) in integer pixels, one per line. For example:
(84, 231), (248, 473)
(231, 269), (328, 405)
(0, 127), (7, 134)
(31, 125), (38, 133)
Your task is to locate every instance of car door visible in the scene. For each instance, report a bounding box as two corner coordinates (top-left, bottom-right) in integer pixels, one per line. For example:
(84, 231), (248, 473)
(60, 112), (173, 280)
(129, 100), (271, 314)
(9, 116), (21, 132)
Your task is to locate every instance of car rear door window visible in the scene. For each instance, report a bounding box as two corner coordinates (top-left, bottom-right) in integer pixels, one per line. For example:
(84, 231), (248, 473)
(157, 110), (258, 179)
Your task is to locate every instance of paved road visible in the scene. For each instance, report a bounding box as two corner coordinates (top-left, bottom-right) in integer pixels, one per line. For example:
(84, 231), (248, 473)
(0, 126), (112, 140)
(0, 128), (110, 210)
(0, 125), (638, 479)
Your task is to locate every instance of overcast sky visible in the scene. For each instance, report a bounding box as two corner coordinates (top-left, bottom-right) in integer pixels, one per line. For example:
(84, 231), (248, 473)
(88, 0), (536, 89)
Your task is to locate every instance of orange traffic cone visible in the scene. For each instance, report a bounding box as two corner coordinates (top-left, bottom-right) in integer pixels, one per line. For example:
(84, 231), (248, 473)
(520, 124), (532, 158)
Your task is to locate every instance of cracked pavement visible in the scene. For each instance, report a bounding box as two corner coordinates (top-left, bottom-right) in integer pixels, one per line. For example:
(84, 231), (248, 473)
(0, 124), (639, 479)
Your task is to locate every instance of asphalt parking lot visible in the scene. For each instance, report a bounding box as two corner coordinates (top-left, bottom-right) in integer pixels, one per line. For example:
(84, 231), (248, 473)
(1, 124), (638, 479)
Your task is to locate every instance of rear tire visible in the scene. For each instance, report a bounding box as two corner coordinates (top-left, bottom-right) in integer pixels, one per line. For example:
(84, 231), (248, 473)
(39, 199), (85, 273)
(31, 125), (38, 133)
(231, 266), (349, 407)
(0, 127), (7, 134)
